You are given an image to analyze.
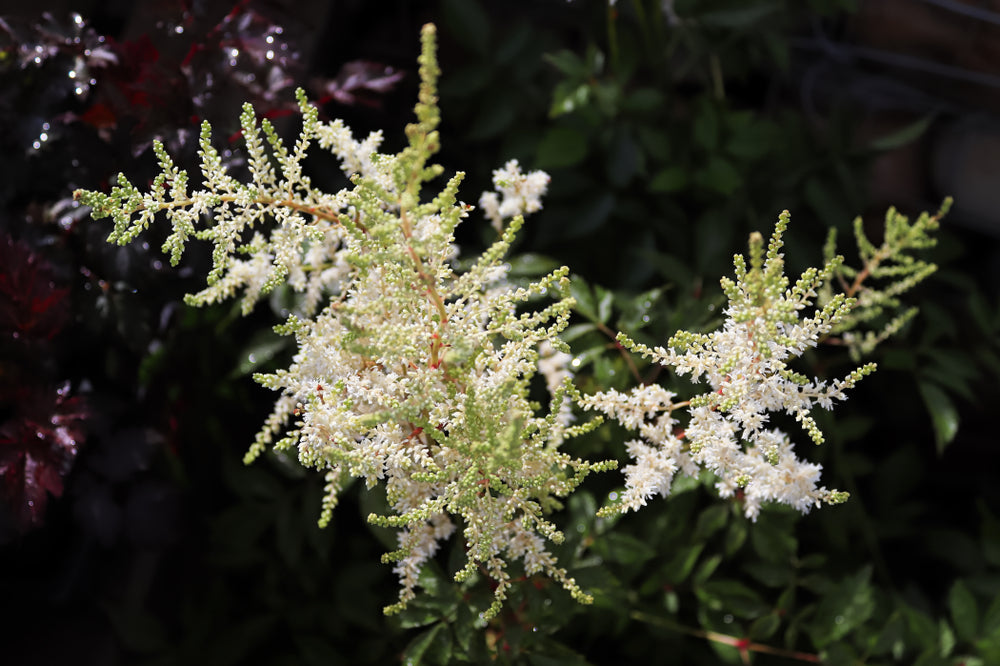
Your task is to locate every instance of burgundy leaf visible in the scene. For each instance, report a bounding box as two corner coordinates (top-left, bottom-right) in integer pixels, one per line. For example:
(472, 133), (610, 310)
(0, 234), (68, 341)
(0, 383), (88, 530)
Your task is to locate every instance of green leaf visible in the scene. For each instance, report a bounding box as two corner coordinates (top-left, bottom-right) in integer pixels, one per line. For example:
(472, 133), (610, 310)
(561, 322), (598, 343)
(570, 277), (598, 323)
(506, 253), (561, 277)
(616, 287), (662, 332)
(398, 602), (444, 630)
(536, 126), (588, 169)
(948, 579), (979, 642)
(694, 504), (729, 541)
(661, 544), (705, 585)
(596, 286), (614, 324)
(749, 513), (797, 563)
(749, 613), (781, 640)
(693, 104), (719, 151)
(940, 618), (956, 657)
(724, 117), (776, 160)
(868, 114), (935, 152)
(403, 623), (450, 666)
(694, 157), (742, 195)
(809, 566), (876, 647)
(724, 517), (747, 556)
(981, 594), (1000, 638)
(649, 166), (689, 193)
(872, 611), (906, 658)
(697, 579), (767, 618)
(917, 381), (960, 454)
(635, 124), (672, 161)
(544, 50), (586, 77)
(594, 532), (657, 566)
(693, 554), (723, 584)
(570, 278), (614, 325)
(526, 641), (591, 666)
(232, 328), (289, 377)
(743, 560), (793, 588)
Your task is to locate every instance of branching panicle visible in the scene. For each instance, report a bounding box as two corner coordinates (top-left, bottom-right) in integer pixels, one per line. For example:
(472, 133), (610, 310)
(74, 23), (609, 620)
(821, 199), (949, 358)
(74, 20), (945, 622)
(586, 207), (937, 520)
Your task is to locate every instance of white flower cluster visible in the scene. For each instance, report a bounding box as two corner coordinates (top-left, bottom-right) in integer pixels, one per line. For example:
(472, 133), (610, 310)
(75, 21), (942, 621)
(479, 159), (550, 233)
(77, 25), (613, 619)
(582, 213), (871, 519)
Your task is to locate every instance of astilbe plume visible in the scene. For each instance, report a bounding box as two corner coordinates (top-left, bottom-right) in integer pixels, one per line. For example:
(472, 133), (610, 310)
(820, 201), (949, 359)
(582, 212), (879, 520)
(75, 24), (614, 618)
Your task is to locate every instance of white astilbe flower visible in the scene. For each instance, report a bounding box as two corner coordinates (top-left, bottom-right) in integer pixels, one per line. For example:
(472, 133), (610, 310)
(479, 159), (551, 232)
(76, 25), (613, 620)
(584, 212), (875, 520)
(538, 340), (576, 432)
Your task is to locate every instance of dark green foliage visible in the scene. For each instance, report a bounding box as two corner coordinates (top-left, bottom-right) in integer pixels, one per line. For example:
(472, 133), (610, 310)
(3, 0), (1000, 664)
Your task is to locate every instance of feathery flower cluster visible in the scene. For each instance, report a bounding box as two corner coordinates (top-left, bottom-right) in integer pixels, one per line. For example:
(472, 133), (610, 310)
(478, 159), (550, 233)
(72, 19), (944, 619)
(75, 24), (614, 619)
(582, 212), (874, 520)
(820, 201), (948, 360)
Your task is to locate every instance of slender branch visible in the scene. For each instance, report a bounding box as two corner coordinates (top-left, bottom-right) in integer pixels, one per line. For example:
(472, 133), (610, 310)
(630, 610), (821, 663)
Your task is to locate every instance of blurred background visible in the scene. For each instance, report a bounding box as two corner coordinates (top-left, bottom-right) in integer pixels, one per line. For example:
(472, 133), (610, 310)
(1, 1), (998, 664)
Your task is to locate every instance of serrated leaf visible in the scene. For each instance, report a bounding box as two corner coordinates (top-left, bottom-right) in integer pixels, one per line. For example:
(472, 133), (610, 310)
(809, 567), (876, 647)
(403, 623), (448, 666)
